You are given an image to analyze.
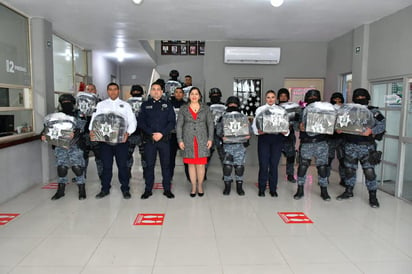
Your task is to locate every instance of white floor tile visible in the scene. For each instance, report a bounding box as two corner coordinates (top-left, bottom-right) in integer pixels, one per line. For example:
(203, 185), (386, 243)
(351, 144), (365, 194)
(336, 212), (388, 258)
(222, 265), (293, 274)
(355, 261), (412, 274)
(19, 236), (101, 266)
(155, 237), (220, 266)
(82, 266), (152, 274)
(0, 237), (43, 267)
(289, 263), (362, 274)
(9, 266), (83, 274)
(87, 237), (158, 266)
(153, 265), (222, 274)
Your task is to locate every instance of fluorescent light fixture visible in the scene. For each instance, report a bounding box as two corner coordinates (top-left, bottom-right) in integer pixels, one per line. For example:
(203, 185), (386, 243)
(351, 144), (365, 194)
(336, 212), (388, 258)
(116, 48), (125, 62)
(132, 0), (144, 5)
(270, 0), (284, 7)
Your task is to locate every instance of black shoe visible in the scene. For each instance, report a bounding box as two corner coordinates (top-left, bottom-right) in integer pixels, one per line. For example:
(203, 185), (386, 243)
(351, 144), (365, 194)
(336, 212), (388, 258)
(236, 181), (245, 196)
(78, 184), (86, 200)
(287, 174), (296, 183)
(95, 191), (109, 199)
(190, 193), (196, 197)
(293, 185), (304, 200)
(198, 192), (204, 197)
(369, 190), (380, 208)
(223, 181), (232, 195)
(320, 186), (331, 201)
(336, 186), (354, 200)
(258, 190), (265, 197)
(51, 183), (66, 200)
(141, 191), (152, 199)
(270, 191), (278, 197)
(163, 190), (175, 199)
(122, 191), (131, 199)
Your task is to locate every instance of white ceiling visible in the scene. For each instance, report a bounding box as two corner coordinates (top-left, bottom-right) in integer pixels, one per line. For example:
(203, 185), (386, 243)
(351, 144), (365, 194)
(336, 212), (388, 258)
(4, 0), (412, 65)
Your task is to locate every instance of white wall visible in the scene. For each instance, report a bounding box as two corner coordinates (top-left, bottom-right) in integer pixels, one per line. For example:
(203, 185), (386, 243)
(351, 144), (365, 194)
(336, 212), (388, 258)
(91, 51), (119, 99)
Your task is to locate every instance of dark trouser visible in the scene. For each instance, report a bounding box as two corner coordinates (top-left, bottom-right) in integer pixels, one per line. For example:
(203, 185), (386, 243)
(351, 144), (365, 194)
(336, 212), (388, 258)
(169, 133), (179, 179)
(144, 140), (171, 192)
(258, 134), (284, 193)
(100, 142), (130, 193)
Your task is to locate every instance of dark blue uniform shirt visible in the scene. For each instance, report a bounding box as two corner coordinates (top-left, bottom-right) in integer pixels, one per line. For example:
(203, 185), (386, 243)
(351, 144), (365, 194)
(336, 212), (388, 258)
(138, 98), (176, 137)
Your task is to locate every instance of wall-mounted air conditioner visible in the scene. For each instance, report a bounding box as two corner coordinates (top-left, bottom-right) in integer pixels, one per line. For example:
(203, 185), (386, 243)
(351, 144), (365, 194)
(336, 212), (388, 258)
(224, 47), (281, 64)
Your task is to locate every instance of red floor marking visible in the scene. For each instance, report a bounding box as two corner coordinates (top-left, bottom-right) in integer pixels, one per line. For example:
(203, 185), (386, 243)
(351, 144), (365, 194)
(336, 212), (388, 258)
(278, 212), (313, 224)
(133, 214), (165, 226)
(153, 183), (173, 189)
(42, 182), (58, 189)
(0, 213), (20, 226)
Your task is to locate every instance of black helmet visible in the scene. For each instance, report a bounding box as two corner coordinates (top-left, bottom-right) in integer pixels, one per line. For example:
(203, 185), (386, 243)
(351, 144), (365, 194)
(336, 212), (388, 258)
(330, 92), (344, 104)
(352, 88), (370, 101)
(304, 89), (321, 103)
(169, 69), (179, 79)
(59, 93), (76, 105)
(130, 85), (144, 96)
(277, 88), (290, 101)
(209, 87), (222, 98)
(226, 96), (240, 107)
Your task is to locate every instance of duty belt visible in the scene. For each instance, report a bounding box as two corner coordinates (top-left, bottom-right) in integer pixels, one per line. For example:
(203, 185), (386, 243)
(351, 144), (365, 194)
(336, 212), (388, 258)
(301, 138), (325, 144)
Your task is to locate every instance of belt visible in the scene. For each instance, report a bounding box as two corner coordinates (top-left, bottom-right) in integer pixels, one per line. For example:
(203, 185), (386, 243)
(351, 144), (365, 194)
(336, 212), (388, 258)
(301, 138), (325, 144)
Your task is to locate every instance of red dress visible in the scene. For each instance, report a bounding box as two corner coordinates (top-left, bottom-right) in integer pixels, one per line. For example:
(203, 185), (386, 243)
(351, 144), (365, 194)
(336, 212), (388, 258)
(183, 107), (208, 165)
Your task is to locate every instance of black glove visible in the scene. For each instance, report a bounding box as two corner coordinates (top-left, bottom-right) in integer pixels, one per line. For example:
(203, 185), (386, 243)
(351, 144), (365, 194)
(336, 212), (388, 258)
(243, 140), (250, 148)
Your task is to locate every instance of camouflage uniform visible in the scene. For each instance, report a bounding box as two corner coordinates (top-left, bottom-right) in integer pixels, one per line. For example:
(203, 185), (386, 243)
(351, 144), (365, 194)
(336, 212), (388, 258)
(222, 143), (247, 181)
(327, 135), (345, 183)
(55, 145), (85, 184)
(297, 140), (329, 187)
(282, 128), (296, 178)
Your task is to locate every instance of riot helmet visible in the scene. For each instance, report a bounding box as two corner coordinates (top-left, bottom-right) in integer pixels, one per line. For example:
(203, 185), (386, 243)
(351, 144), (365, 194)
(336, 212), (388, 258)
(130, 85), (144, 97)
(304, 89), (321, 105)
(209, 87), (222, 104)
(277, 88), (290, 103)
(330, 92), (344, 105)
(352, 88), (370, 105)
(59, 93), (76, 115)
(169, 69), (179, 80)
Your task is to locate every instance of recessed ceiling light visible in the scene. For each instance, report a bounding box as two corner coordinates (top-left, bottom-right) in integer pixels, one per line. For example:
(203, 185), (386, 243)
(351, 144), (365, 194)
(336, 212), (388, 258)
(270, 0), (284, 8)
(132, 0), (144, 5)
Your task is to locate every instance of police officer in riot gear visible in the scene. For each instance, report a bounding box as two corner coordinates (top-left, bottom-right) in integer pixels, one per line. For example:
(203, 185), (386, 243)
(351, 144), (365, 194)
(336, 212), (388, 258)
(42, 94), (86, 200)
(336, 88), (385, 208)
(328, 92), (346, 186)
(127, 85), (145, 178)
(216, 96), (250, 195)
(294, 89), (331, 201)
(277, 88), (297, 183)
(206, 87), (225, 179)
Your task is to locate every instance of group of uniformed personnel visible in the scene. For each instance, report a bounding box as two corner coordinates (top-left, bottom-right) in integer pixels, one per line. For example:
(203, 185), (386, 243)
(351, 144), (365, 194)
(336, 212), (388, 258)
(42, 69), (385, 208)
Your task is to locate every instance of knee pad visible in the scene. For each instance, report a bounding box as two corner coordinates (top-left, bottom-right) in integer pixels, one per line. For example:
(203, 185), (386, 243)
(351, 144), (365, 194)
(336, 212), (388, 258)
(223, 164), (233, 176)
(71, 165), (83, 176)
(345, 167), (356, 179)
(57, 166), (68, 177)
(363, 168), (376, 181)
(234, 165), (245, 176)
(317, 165), (328, 178)
(297, 158), (311, 177)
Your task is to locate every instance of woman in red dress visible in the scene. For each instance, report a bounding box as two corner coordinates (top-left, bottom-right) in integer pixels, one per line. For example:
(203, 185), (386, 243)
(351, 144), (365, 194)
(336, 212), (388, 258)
(176, 87), (214, 197)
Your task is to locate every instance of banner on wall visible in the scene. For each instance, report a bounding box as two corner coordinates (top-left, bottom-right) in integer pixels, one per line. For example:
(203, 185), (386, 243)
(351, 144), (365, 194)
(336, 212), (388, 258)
(290, 87), (313, 103)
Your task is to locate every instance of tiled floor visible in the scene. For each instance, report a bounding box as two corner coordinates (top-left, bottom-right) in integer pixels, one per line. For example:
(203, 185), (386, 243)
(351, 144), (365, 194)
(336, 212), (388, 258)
(1, 151), (412, 274)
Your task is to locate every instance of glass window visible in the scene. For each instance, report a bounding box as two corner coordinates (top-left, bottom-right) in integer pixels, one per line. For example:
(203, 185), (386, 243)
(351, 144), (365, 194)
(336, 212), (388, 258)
(74, 46), (87, 76)
(383, 137), (399, 164)
(406, 79), (412, 137)
(0, 4), (33, 140)
(341, 73), (352, 103)
(53, 35), (74, 93)
(371, 83), (386, 108)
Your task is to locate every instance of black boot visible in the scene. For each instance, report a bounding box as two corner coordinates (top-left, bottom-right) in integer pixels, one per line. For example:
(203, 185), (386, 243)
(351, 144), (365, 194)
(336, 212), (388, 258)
(293, 185), (304, 200)
(223, 181), (232, 195)
(369, 190), (380, 208)
(287, 174), (296, 183)
(320, 186), (331, 201)
(236, 181), (245, 196)
(51, 183), (65, 200)
(336, 186), (354, 200)
(78, 184), (86, 200)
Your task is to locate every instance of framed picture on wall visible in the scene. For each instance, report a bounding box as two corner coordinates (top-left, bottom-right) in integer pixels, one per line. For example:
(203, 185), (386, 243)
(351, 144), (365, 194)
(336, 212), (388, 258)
(161, 40), (205, 55)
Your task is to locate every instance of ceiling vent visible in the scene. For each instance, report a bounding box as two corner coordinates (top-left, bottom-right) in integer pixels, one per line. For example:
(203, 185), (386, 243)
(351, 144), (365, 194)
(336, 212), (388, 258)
(224, 47), (281, 64)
